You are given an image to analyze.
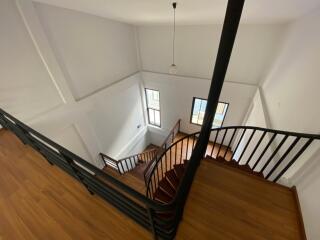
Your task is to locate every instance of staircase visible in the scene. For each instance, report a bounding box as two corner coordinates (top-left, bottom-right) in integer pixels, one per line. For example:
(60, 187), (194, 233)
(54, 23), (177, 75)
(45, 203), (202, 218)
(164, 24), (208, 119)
(100, 147), (158, 176)
(154, 161), (188, 203)
(146, 126), (320, 208)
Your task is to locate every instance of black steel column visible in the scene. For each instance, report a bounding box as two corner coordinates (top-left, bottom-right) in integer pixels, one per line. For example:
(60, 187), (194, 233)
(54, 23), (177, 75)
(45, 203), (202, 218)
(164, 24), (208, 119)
(191, 0), (245, 163)
(175, 0), (246, 213)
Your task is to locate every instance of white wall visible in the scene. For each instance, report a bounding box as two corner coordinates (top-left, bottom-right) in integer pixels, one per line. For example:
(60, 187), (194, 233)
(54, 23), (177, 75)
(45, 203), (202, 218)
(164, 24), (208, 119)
(142, 71), (257, 144)
(0, 0), (63, 120)
(0, 1), (147, 169)
(34, 2), (139, 100)
(138, 24), (287, 85)
(80, 74), (147, 159)
(259, 8), (320, 239)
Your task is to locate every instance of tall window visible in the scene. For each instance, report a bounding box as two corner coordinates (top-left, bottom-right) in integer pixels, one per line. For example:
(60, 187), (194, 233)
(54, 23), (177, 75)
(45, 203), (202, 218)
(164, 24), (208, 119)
(145, 89), (161, 127)
(190, 97), (229, 128)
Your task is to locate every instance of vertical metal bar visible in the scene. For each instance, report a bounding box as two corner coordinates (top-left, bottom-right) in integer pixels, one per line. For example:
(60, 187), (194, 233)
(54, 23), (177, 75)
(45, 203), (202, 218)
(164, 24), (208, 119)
(170, 148), (172, 169)
(245, 131), (267, 165)
(224, 128), (236, 159)
(266, 137), (301, 179)
(165, 149), (168, 172)
(175, 144), (178, 165)
(217, 129), (228, 158)
(230, 129), (246, 160)
(260, 135), (288, 173)
(238, 129), (256, 163)
(180, 140), (183, 162)
(60, 152), (94, 195)
(186, 137), (190, 159)
(211, 129), (220, 157)
(274, 138), (313, 182)
(252, 133), (277, 171)
(160, 156), (164, 178)
(147, 208), (158, 240)
(189, 0), (246, 166)
(124, 159), (129, 173)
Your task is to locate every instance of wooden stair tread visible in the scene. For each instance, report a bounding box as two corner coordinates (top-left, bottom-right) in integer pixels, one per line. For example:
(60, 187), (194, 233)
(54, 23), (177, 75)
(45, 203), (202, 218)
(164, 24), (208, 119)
(174, 164), (185, 179)
(154, 188), (173, 204)
(205, 155), (264, 178)
(165, 170), (179, 189)
(159, 178), (176, 197)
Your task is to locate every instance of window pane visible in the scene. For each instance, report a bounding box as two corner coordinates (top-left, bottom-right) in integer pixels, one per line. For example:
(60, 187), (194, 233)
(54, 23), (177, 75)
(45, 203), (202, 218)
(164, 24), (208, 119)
(155, 110), (160, 126)
(149, 109), (155, 124)
(145, 89), (161, 127)
(146, 89), (160, 110)
(191, 97), (228, 128)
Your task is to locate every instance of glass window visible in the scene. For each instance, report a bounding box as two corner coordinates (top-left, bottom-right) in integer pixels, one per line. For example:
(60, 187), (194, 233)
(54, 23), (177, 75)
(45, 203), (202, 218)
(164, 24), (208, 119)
(145, 89), (161, 127)
(190, 97), (228, 128)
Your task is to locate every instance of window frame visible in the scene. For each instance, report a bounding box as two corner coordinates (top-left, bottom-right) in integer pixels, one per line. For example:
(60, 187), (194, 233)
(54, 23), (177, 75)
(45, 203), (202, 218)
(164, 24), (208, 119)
(145, 88), (161, 128)
(190, 97), (229, 128)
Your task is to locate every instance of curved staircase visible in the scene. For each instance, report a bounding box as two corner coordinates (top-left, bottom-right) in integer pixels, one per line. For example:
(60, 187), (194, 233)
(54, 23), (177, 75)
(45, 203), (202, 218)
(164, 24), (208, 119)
(154, 162), (188, 203)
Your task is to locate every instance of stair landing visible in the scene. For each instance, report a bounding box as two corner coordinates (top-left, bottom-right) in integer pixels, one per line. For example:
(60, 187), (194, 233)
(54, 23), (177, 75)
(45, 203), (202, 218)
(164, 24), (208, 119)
(176, 159), (304, 240)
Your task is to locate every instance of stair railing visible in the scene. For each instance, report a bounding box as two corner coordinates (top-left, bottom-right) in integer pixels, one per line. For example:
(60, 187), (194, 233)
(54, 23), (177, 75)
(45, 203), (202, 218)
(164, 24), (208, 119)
(146, 126), (320, 199)
(100, 149), (158, 174)
(0, 108), (181, 240)
(144, 119), (181, 184)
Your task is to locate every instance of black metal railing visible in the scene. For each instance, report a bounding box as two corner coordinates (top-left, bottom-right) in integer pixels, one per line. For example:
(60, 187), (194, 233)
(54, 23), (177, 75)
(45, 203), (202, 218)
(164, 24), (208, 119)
(0, 108), (181, 240)
(146, 126), (320, 199)
(144, 119), (181, 184)
(100, 148), (158, 174)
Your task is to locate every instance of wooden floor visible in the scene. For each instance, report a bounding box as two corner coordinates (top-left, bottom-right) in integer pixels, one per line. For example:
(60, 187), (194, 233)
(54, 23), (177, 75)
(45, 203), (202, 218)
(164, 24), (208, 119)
(0, 130), (303, 239)
(177, 159), (303, 240)
(0, 130), (151, 240)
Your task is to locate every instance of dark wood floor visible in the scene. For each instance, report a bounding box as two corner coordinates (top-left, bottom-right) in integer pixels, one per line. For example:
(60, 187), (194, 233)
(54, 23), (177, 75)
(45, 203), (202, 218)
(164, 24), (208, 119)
(0, 130), (303, 239)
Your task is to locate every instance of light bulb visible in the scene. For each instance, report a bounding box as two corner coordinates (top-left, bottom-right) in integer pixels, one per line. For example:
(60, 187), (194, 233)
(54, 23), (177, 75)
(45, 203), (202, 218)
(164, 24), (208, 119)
(169, 64), (178, 74)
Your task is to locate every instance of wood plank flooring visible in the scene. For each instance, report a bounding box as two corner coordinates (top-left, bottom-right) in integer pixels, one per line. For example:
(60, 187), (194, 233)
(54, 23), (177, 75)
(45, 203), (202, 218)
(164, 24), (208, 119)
(0, 130), (151, 240)
(0, 130), (303, 239)
(176, 159), (303, 240)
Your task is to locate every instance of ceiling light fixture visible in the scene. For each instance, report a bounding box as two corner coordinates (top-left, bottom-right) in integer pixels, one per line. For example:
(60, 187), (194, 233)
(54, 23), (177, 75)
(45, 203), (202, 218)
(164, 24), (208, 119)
(169, 2), (178, 75)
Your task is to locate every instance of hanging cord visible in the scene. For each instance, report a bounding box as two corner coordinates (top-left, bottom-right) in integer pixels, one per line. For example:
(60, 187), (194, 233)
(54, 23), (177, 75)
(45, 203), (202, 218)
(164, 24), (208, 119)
(172, 2), (177, 65)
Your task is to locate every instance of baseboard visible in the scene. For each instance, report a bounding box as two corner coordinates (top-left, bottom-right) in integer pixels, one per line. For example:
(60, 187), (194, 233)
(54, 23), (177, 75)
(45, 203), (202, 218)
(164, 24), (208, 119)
(291, 186), (307, 240)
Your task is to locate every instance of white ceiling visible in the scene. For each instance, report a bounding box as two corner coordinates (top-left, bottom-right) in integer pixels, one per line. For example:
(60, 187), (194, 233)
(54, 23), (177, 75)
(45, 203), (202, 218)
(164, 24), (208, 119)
(33, 0), (320, 25)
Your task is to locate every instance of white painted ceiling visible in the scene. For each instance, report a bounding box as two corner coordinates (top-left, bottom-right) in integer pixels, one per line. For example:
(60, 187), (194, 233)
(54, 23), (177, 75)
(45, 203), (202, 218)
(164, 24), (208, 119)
(33, 0), (320, 25)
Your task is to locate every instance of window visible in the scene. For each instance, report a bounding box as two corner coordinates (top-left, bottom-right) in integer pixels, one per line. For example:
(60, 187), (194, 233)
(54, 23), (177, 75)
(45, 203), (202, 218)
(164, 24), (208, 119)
(145, 89), (161, 127)
(190, 97), (229, 128)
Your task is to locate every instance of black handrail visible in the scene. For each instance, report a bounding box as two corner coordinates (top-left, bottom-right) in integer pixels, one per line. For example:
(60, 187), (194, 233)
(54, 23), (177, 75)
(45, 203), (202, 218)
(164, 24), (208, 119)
(100, 148), (158, 174)
(0, 108), (181, 239)
(144, 119), (181, 184)
(146, 126), (320, 199)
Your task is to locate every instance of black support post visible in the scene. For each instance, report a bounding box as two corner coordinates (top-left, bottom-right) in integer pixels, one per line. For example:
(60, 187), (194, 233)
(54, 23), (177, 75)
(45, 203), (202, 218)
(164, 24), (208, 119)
(190, 0), (245, 164)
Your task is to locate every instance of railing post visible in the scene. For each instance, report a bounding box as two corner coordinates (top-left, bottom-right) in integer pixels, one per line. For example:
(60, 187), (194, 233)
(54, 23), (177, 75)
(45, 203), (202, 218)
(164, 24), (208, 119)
(190, 0), (245, 165)
(147, 208), (158, 240)
(60, 151), (94, 195)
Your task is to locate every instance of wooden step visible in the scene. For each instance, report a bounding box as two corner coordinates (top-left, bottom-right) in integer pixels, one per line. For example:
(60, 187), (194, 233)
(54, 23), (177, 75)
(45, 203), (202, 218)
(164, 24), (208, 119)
(205, 155), (264, 178)
(165, 170), (179, 189)
(154, 188), (173, 204)
(174, 164), (185, 179)
(159, 178), (176, 197)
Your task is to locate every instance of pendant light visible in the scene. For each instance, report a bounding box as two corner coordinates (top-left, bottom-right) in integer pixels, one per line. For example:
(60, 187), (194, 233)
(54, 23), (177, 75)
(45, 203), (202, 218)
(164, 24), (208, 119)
(169, 2), (178, 74)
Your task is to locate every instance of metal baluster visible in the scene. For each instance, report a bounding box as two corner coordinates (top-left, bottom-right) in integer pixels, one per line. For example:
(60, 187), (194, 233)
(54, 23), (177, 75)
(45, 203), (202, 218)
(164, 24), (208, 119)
(266, 137), (300, 179)
(252, 133), (277, 171)
(217, 129), (228, 158)
(211, 130), (220, 158)
(224, 128), (237, 160)
(238, 129), (256, 163)
(260, 135), (289, 173)
(245, 131), (267, 165)
(230, 129), (247, 160)
(273, 138), (313, 182)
